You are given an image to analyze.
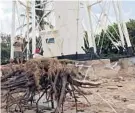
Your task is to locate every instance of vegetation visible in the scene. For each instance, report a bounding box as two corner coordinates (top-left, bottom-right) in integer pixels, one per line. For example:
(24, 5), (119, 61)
(1, 43), (10, 64)
(1, 19), (135, 64)
(1, 34), (10, 64)
(81, 31), (91, 54)
(127, 19), (135, 49)
(82, 19), (135, 57)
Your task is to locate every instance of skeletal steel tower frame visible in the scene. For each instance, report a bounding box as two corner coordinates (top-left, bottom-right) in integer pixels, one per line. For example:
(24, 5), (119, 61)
(84, 0), (133, 55)
(10, 0), (133, 59)
(10, 0), (46, 59)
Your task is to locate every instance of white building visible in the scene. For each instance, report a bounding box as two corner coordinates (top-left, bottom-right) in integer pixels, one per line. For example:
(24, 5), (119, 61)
(40, 1), (85, 57)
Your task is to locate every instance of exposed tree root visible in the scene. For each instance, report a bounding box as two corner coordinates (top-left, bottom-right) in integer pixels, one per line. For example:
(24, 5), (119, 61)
(1, 58), (101, 113)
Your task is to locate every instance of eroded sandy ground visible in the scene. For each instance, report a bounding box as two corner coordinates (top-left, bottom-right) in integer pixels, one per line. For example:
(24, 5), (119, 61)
(1, 59), (135, 113)
(62, 64), (135, 113)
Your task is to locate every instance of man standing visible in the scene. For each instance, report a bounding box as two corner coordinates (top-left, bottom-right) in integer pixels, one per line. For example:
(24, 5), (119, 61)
(13, 36), (24, 64)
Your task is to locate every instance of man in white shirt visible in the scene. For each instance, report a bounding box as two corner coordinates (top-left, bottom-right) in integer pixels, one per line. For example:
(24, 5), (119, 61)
(13, 36), (24, 64)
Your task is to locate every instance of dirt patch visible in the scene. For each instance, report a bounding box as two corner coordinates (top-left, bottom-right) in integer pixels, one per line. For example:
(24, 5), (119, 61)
(1, 59), (135, 113)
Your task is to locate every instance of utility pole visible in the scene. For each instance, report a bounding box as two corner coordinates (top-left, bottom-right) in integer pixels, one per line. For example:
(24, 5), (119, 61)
(84, 1), (95, 53)
(76, 0), (79, 56)
(26, 0), (30, 60)
(11, 1), (16, 59)
(32, 0), (36, 55)
(113, 1), (125, 48)
(117, 1), (133, 54)
(84, 1), (100, 54)
(88, 5), (96, 53)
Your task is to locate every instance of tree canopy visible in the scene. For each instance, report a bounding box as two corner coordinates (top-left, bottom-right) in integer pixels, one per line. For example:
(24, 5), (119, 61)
(1, 19), (135, 64)
(82, 19), (135, 57)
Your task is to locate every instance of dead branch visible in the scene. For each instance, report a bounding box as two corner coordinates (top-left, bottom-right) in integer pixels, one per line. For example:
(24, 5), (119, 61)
(1, 58), (101, 113)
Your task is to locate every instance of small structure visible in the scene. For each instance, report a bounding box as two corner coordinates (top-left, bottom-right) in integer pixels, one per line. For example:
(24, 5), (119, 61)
(40, 1), (85, 58)
(40, 30), (62, 57)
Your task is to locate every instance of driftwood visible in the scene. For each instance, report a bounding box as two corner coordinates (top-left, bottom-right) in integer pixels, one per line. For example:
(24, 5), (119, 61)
(1, 58), (101, 113)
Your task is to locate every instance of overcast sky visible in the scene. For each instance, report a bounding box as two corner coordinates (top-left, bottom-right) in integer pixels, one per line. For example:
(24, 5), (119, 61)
(0, 0), (135, 34)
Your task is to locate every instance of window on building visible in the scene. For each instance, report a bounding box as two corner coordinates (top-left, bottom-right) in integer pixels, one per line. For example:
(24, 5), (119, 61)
(46, 38), (55, 43)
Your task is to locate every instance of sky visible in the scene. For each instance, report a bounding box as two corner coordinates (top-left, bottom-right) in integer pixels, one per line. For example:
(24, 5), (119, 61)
(0, 0), (135, 35)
